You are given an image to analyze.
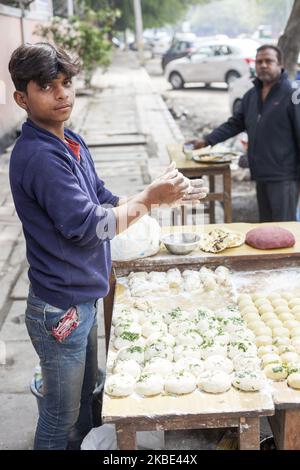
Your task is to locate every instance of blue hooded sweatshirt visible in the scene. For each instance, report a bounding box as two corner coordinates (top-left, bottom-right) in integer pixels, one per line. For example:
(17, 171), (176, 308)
(9, 119), (119, 309)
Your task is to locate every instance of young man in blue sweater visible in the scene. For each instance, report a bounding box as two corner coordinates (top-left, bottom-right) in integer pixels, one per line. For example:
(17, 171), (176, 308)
(8, 43), (207, 450)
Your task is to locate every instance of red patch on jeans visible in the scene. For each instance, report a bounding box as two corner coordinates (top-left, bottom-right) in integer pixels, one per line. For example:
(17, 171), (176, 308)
(51, 307), (79, 342)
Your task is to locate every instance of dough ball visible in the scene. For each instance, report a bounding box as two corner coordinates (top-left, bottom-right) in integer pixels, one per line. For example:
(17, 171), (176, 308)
(114, 321), (142, 337)
(258, 305), (274, 315)
(243, 312), (261, 323)
(255, 298), (271, 308)
(260, 353), (281, 367)
(255, 335), (273, 347)
(287, 363), (300, 375)
(255, 326), (272, 337)
(248, 321), (266, 334)
(232, 370), (266, 391)
(116, 345), (145, 364)
(261, 312), (276, 323)
(293, 313), (300, 322)
(281, 292), (293, 301)
(272, 299), (288, 309)
(106, 351), (117, 372)
(173, 345), (202, 361)
(143, 358), (173, 377)
(114, 332), (144, 350)
(273, 336), (290, 347)
(164, 307), (189, 325)
(164, 372), (196, 395)
(257, 345), (278, 357)
(280, 352), (299, 364)
(233, 353), (261, 371)
(287, 373), (300, 389)
(283, 320), (299, 330)
(135, 373), (164, 396)
(242, 306), (258, 315)
(291, 327), (300, 338)
(146, 332), (175, 348)
(142, 320), (168, 338)
(169, 320), (194, 337)
(278, 313), (294, 322)
(274, 306), (290, 315)
(277, 345), (295, 355)
(289, 299), (300, 308)
(228, 341), (257, 359)
(173, 357), (204, 377)
(105, 373), (135, 397)
(272, 327), (290, 338)
(291, 306), (300, 315)
(175, 331), (203, 347)
(267, 293), (282, 302)
(144, 342), (173, 362)
(166, 268), (183, 289)
(238, 294), (252, 303)
(266, 319), (283, 329)
(230, 329), (255, 343)
(252, 293), (266, 302)
(203, 355), (234, 374)
(214, 332), (230, 345)
(264, 364), (288, 381)
(112, 309), (140, 326)
(200, 341), (227, 360)
(197, 370), (231, 394)
(113, 359), (141, 378)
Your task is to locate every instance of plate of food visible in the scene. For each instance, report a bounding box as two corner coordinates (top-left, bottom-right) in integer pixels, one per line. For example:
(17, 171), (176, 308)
(193, 154), (233, 164)
(200, 228), (246, 253)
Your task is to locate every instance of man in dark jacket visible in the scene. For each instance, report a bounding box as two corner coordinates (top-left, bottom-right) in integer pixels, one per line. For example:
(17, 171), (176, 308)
(188, 45), (300, 222)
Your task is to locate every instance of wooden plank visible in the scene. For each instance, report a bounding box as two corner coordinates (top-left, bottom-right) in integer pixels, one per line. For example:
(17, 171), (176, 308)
(113, 222), (300, 274)
(271, 382), (300, 409)
(269, 409), (300, 450)
(238, 417), (260, 450)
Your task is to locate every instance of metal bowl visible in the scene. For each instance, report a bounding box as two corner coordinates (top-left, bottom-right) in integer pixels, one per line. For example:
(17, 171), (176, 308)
(161, 232), (201, 255)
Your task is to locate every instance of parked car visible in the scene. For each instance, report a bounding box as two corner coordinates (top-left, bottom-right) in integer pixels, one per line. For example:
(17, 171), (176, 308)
(161, 35), (202, 71)
(165, 38), (260, 89)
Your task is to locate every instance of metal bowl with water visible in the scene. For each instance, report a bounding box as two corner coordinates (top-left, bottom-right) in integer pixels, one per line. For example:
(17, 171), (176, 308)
(161, 232), (201, 255)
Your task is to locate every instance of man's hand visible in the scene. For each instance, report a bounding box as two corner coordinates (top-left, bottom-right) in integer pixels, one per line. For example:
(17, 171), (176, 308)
(145, 162), (190, 206)
(180, 178), (208, 203)
(184, 139), (208, 150)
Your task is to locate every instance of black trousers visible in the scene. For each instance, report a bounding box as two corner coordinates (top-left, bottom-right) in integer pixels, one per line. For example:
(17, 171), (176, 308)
(256, 180), (299, 222)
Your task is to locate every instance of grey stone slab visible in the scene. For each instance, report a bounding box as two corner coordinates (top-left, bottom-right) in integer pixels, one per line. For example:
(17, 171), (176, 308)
(0, 225), (22, 243)
(0, 242), (14, 261)
(9, 242), (27, 268)
(0, 393), (37, 450)
(0, 301), (27, 342)
(97, 299), (105, 338)
(10, 269), (29, 300)
(97, 337), (106, 371)
(0, 340), (39, 393)
(0, 265), (21, 313)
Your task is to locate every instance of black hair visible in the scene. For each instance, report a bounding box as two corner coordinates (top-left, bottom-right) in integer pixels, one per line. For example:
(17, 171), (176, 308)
(256, 44), (283, 65)
(8, 42), (80, 92)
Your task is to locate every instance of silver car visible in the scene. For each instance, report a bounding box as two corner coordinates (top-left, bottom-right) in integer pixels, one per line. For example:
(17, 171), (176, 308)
(165, 38), (260, 89)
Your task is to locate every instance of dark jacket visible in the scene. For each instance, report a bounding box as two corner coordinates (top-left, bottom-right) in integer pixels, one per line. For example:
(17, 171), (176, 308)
(205, 72), (300, 182)
(9, 119), (119, 309)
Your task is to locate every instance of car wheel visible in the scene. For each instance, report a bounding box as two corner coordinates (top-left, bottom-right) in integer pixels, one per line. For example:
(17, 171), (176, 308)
(232, 99), (242, 115)
(169, 72), (185, 89)
(225, 70), (241, 85)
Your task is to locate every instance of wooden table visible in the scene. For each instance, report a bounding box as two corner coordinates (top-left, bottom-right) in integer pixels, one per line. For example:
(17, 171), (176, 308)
(167, 144), (232, 224)
(103, 221), (300, 449)
(102, 283), (274, 450)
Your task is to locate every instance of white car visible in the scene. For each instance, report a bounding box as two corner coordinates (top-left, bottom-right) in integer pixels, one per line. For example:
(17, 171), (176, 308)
(165, 38), (260, 89)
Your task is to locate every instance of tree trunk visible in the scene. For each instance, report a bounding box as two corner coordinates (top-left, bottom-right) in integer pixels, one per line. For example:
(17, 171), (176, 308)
(278, 0), (300, 79)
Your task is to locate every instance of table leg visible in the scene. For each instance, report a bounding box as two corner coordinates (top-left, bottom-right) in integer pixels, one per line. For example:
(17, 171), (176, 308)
(209, 175), (215, 224)
(238, 417), (260, 450)
(223, 168), (232, 223)
(103, 272), (116, 353)
(269, 409), (300, 450)
(116, 424), (137, 450)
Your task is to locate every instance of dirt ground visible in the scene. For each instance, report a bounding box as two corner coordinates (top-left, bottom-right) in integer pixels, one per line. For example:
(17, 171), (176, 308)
(145, 57), (259, 223)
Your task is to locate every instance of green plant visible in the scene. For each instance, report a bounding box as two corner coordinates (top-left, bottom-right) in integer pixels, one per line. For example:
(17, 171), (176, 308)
(35, 8), (120, 86)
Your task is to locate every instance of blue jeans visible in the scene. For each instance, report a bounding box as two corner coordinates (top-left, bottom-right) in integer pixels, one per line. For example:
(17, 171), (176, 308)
(25, 287), (99, 450)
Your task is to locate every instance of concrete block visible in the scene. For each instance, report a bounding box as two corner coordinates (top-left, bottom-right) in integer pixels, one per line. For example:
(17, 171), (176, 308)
(0, 393), (37, 450)
(0, 301), (27, 342)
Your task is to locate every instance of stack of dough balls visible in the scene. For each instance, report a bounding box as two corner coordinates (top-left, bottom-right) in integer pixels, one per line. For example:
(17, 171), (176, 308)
(237, 292), (300, 389)
(105, 266), (269, 398)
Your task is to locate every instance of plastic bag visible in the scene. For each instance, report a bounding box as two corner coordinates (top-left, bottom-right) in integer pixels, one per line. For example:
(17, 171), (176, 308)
(111, 215), (161, 262)
(81, 424), (165, 450)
